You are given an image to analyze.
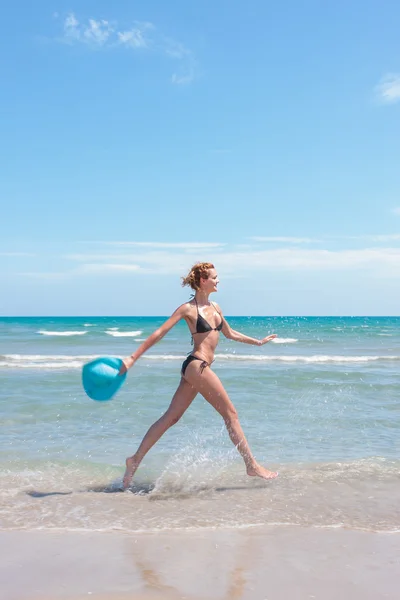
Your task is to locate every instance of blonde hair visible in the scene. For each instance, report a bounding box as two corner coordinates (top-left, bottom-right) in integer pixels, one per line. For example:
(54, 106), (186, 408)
(181, 262), (215, 291)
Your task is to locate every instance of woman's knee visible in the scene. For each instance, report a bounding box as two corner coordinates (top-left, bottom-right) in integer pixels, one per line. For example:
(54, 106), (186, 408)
(164, 410), (182, 427)
(222, 405), (239, 425)
(170, 415), (182, 426)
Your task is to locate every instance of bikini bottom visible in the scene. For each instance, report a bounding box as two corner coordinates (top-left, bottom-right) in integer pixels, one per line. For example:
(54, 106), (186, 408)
(181, 354), (211, 376)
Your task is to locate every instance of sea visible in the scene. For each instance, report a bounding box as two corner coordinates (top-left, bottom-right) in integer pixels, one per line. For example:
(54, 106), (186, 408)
(0, 316), (399, 534)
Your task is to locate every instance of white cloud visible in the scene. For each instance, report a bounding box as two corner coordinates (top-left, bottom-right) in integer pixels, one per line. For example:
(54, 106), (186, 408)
(57, 13), (196, 82)
(64, 13), (81, 42)
(60, 246), (400, 277)
(163, 38), (196, 84)
(84, 19), (114, 46)
(117, 26), (149, 49)
(166, 41), (196, 84)
(79, 241), (225, 249)
(250, 234), (400, 244)
(375, 74), (400, 104)
(392, 207), (400, 216)
(21, 238), (400, 281)
(63, 248), (222, 278)
(362, 234), (400, 242)
(328, 233), (400, 243)
(77, 263), (141, 273)
(111, 241), (224, 249)
(250, 236), (319, 244)
(65, 251), (214, 275)
(215, 248), (400, 272)
(22, 263), (142, 279)
(63, 14), (114, 46)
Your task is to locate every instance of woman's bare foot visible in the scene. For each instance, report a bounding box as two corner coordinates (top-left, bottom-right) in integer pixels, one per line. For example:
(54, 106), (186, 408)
(247, 463), (278, 480)
(122, 456), (140, 490)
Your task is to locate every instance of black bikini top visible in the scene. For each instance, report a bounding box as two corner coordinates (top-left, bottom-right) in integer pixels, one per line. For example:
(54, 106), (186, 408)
(192, 298), (223, 335)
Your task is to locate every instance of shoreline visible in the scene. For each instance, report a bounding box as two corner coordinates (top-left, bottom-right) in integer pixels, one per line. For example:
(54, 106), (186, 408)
(2, 525), (399, 600)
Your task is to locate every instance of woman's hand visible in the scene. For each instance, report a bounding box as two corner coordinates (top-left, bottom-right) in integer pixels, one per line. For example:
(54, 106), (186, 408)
(260, 334), (277, 345)
(119, 356), (136, 375)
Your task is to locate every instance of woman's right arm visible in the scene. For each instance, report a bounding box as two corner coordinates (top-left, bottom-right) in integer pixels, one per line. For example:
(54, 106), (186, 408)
(119, 303), (190, 373)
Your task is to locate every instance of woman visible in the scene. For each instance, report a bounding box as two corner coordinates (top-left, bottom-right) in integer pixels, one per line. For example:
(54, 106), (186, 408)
(120, 262), (278, 489)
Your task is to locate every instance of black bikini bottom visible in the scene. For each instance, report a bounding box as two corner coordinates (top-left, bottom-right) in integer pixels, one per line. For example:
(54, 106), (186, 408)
(181, 354), (210, 376)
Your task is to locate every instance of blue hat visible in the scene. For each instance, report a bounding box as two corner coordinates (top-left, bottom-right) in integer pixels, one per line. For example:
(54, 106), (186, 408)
(82, 356), (127, 401)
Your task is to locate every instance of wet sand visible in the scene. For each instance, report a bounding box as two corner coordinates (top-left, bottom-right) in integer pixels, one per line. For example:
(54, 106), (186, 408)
(1, 526), (399, 600)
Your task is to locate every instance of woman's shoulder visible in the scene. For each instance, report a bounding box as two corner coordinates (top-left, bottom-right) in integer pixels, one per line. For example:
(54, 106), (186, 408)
(174, 301), (195, 316)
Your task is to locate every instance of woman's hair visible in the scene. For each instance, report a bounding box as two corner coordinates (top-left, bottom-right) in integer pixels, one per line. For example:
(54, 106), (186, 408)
(181, 262), (215, 291)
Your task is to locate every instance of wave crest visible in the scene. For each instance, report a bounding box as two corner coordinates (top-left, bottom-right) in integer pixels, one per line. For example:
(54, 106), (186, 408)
(1, 353), (400, 370)
(105, 330), (143, 337)
(37, 330), (87, 337)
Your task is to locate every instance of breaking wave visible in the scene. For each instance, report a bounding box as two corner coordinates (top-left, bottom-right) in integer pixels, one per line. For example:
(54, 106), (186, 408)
(105, 330), (143, 337)
(37, 330), (88, 337)
(1, 353), (400, 370)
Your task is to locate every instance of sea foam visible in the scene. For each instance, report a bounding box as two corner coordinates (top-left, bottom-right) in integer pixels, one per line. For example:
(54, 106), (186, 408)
(37, 330), (87, 336)
(2, 352), (399, 370)
(105, 330), (143, 337)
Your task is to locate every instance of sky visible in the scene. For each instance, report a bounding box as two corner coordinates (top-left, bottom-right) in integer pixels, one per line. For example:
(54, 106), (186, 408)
(1, 0), (400, 316)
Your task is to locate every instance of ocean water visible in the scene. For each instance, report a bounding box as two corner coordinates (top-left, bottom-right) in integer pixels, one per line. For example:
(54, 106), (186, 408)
(0, 316), (399, 533)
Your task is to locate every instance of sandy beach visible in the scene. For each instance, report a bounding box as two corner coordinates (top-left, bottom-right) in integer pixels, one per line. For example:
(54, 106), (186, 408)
(2, 526), (399, 600)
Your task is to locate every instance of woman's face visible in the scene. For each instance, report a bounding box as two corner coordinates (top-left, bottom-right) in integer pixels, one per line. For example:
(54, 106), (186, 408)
(201, 268), (219, 293)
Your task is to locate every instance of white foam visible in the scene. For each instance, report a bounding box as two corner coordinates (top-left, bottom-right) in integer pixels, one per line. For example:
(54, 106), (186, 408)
(105, 330), (143, 337)
(1, 353), (399, 370)
(0, 361), (85, 369)
(143, 354), (400, 364)
(271, 338), (298, 344)
(3, 354), (100, 361)
(217, 354), (400, 363)
(144, 355), (185, 360)
(37, 330), (87, 336)
(0, 354), (101, 369)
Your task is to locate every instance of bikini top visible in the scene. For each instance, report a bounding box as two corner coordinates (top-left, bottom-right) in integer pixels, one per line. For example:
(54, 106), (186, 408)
(192, 298), (223, 335)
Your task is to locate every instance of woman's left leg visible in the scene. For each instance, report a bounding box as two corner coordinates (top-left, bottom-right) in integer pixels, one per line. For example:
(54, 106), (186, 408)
(122, 377), (197, 489)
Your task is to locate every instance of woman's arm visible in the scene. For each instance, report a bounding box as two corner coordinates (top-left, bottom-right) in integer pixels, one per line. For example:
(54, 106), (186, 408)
(119, 303), (190, 373)
(217, 304), (277, 346)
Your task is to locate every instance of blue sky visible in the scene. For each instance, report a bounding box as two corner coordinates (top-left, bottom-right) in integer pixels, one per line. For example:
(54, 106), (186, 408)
(1, 0), (400, 316)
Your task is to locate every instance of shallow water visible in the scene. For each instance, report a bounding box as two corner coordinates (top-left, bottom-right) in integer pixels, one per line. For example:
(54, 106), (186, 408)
(1, 316), (399, 532)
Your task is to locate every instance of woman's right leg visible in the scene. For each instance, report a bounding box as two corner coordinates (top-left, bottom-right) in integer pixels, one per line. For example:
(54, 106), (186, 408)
(183, 362), (278, 480)
(123, 377), (197, 489)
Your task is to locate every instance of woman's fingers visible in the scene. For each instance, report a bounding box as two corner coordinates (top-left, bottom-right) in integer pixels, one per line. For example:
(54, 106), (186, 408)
(261, 334), (278, 344)
(119, 357), (134, 375)
(118, 361), (128, 375)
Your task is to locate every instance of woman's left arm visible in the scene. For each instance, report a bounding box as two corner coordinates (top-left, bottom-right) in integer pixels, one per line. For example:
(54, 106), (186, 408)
(216, 304), (277, 346)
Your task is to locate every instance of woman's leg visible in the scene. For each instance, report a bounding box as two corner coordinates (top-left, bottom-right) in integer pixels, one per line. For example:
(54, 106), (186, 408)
(123, 377), (197, 489)
(183, 362), (278, 480)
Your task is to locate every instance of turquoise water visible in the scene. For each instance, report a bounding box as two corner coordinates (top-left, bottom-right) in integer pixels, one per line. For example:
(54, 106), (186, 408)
(1, 316), (399, 532)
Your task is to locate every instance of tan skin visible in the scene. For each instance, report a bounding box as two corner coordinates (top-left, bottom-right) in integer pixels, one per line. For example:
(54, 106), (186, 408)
(120, 268), (278, 489)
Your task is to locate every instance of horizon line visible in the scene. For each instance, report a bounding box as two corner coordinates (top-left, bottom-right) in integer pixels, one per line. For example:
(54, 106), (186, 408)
(1, 315), (400, 319)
